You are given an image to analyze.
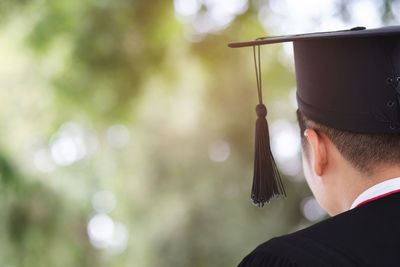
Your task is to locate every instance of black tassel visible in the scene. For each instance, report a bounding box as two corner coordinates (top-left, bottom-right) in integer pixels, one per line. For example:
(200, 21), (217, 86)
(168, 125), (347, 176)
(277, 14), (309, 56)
(250, 44), (286, 207)
(251, 103), (286, 207)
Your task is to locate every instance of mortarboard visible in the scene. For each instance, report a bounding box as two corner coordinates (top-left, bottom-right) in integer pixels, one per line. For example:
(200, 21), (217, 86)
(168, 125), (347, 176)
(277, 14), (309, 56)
(228, 25), (400, 207)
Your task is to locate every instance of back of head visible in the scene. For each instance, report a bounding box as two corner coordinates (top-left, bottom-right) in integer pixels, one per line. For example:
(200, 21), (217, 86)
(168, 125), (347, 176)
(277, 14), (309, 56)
(296, 108), (400, 177)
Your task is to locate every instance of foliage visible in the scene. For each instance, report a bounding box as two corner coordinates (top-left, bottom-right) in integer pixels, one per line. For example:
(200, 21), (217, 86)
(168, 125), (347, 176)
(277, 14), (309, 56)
(0, 0), (398, 266)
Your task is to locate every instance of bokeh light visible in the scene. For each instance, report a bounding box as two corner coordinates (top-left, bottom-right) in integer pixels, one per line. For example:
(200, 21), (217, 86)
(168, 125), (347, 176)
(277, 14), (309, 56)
(174, 0), (201, 18)
(87, 213), (129, 253)
(50, 122), (91, 166)
(88, 213), (115, 249)
(106, 124), (131, 149)
(271, 119), (301, 162)
(208, 139), (231, 162)
(301, 196), (328, 221)
(174, 0), (248, 41)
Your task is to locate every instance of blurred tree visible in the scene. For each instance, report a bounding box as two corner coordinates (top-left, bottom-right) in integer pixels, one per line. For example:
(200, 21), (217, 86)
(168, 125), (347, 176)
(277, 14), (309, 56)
(0, 0), (399, 266)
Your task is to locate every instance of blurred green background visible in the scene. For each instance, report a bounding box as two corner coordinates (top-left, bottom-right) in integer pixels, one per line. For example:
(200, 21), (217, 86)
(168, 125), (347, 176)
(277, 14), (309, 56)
(0, 0), (399, 266)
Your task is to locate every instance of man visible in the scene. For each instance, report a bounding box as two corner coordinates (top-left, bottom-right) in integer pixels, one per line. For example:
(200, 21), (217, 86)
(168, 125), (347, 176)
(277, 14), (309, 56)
(238, 108), (400, 266)
(229, 25), (400, 266)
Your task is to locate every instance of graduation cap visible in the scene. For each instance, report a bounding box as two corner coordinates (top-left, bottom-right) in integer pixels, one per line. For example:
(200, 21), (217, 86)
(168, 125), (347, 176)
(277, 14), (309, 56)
(228, 25), (400, 207)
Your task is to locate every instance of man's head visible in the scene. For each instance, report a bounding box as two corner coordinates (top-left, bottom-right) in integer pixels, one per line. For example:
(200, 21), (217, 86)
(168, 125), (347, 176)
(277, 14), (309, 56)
(296, 108), (400, 215)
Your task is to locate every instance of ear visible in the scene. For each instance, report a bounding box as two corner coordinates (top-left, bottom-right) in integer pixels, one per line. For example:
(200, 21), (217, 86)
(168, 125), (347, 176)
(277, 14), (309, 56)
(304, 129), (328, 176)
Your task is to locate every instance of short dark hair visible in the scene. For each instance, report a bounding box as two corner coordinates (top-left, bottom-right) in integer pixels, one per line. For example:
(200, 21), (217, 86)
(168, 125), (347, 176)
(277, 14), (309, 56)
(296, 108), (400, 176)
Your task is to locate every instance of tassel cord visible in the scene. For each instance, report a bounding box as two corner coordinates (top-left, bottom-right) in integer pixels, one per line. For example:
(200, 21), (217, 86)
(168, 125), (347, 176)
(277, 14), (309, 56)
(253, 45), (263, 105)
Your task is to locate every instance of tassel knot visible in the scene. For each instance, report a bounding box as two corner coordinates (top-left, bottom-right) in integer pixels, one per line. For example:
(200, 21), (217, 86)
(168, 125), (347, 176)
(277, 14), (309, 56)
(256, 104), (267, 117)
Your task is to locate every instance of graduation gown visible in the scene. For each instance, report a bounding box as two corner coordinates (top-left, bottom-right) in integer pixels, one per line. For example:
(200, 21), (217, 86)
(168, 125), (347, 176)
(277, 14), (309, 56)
(238, 191), (400, 267)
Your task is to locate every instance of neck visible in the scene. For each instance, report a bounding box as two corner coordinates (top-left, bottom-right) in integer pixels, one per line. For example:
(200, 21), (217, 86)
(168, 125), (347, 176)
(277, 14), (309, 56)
(341, 166), (400, 213)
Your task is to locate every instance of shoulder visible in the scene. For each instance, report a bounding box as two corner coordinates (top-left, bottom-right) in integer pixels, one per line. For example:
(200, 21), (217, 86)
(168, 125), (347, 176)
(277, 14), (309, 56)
(237, 232), (332, 267)
(238, 194), (400, 267)
(237, 237), (299, 267)
(237, 209), (363, 267)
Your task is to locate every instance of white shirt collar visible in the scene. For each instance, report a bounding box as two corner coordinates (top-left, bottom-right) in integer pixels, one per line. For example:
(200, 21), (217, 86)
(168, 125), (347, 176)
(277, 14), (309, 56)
(350, 176), (400, 210)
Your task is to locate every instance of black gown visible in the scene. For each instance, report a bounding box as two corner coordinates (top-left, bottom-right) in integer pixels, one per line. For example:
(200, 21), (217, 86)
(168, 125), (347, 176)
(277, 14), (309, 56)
(238, 192), (400, 267)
